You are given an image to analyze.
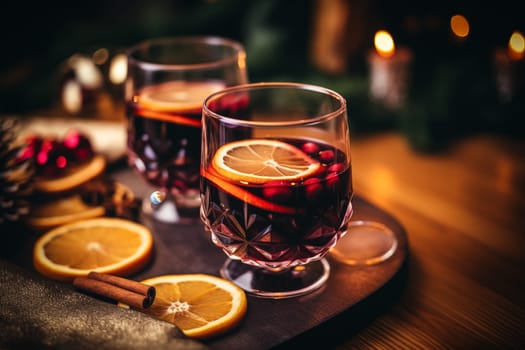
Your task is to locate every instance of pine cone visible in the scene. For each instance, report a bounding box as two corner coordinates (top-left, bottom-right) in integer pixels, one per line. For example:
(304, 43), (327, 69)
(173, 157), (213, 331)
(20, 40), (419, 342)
(0, 118), (35, 224)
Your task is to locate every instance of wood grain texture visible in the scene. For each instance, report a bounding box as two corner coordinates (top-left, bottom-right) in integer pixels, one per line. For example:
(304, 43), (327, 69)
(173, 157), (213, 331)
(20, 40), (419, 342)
(328, 132), (525, 349)
(2, 172), (408, 350)
(4, 130), (523, 349)
(131, 196), (408, 350)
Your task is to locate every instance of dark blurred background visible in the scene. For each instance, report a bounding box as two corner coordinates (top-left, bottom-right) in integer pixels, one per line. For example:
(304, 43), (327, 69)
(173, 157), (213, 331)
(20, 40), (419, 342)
(1, 0), (523, 151)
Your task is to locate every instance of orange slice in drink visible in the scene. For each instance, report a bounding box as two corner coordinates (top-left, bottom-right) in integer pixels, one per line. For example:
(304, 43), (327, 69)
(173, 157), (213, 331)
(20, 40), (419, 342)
(33, 217), (153, 281)
(201, 167), (297, 214)
(211, 139), (321, 184)
(127, 274), (247, 340)
(136, 81), (226, 127)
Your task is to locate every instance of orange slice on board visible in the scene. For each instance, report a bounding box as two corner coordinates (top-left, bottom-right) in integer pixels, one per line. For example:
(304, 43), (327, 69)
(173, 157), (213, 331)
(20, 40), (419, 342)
(33, 217), (153, 281)
(136, 81), (226, 127)
(123, 274), (247, 340)
(211, 139), (320, 184)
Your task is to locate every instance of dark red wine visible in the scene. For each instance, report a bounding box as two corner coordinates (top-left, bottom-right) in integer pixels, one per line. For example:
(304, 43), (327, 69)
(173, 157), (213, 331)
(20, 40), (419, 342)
(127, 81), (224, 200)
(201, 138), (354, 269)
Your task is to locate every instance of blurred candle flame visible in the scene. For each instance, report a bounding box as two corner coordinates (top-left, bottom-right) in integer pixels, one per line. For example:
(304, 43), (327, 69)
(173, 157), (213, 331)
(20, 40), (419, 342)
(450, 14), (469, 38)
(374, 30), (395, 58)
(508, 31), (525, 60)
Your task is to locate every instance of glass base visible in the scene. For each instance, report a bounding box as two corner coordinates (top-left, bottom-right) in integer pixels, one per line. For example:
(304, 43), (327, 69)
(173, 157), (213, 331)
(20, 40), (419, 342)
(330, 220), (398, 266)
(141, 196), (180, 223)
(220, 258), (330, 299)
(141, 191), (201, 224)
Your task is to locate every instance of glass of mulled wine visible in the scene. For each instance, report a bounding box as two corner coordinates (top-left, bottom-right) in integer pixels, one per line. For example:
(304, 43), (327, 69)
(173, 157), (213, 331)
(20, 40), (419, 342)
(126, 36), (248, 222)
(201, 82), (354, 298)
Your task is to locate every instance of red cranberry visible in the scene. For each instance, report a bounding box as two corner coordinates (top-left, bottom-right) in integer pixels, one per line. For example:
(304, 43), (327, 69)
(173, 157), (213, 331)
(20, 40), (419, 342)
(36, 139), (70, 177)
(63, 129), (94, 162)
(262, 180), (292, 203)
(303, 177), (324, 201)
(36, 139), (57, 167)
(236, 93), (250, 110)
(327, 162), (346, 173)
(313, 164), (328, 177)
(55, 155), (68, 169)
(63, 130), (82, 148)
(227, 92), (250, 114)
(301, 142), (319, 155)
(319, 150), (335, 163)
(326, 172), (341, 191)
(18, 135), (42, 161)
(217, 92), (249, 114)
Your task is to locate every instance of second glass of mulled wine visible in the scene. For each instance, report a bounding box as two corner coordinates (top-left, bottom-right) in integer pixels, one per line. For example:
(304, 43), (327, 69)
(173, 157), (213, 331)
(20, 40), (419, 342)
(126, 36), (248, 222)
(201, 82), (354, 298)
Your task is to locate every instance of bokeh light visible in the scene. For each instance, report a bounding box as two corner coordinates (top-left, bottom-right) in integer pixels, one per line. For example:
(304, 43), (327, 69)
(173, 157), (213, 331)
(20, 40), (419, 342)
(374, 30), (395, 58)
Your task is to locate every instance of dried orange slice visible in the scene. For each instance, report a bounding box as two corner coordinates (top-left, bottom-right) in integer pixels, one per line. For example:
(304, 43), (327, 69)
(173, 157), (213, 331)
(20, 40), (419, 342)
(131, 274), (247, 340)
(34, 154), (106, 194)
(211, 139), (320, 184)
(26, 194), (105, 231)
(136, 81), (225, 127)
(33, 217), (153, 281)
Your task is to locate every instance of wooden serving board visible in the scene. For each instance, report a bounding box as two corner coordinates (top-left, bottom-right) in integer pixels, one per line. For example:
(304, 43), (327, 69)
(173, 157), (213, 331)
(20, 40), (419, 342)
(4, 166), (408, 349)
(132, 195), (408, 350)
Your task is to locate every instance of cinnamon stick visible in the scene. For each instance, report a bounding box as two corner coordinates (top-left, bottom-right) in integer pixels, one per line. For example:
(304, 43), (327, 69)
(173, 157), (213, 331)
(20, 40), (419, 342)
(87, 271), (155, 299)
(73, 273), (155, 309)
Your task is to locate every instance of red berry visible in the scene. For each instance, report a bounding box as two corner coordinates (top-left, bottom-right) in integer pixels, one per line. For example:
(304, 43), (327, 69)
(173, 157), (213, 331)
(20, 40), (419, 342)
(301, 142), (319, 154)
(63, 129), (94, 162)
(262, 180), (292, 203)
(36, 139), (57, 166)
(303, 177), (324, 201)
(326, 172), (341, 191)
(55, 155), (68, 169)
(63, 130), (81, 148)
(327, 162), (346, 173)
(74, 145), (94, 162)
(18, 135), (42, 161)
(319, 150), (335, 163)
(36, 139), (70, 177)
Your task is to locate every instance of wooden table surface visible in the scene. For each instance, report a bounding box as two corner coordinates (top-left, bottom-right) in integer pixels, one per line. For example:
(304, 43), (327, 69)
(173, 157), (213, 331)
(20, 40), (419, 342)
(297, 131), (525, 349)
(3, 122), (524, 349)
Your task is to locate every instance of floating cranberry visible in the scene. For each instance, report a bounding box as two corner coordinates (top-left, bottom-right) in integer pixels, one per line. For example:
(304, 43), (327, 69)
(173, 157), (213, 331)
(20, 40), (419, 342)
(301, 142), (320, 155)
(262, 180), (292, 203)
(303, 177), (324, 201)
(171, 179), (188, 192)
(313, 164), (327, 177)
(319, 149), (335, 163)
(235, 93), (250, 110)
(326, 172), (341, 191)
(218, 92), (249, 114)
(327, 162), (346, 173)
